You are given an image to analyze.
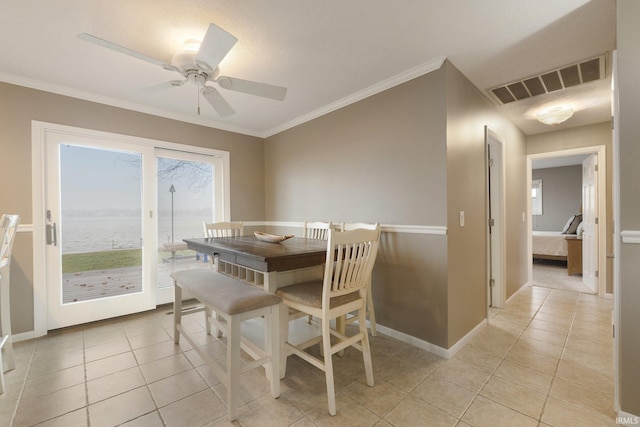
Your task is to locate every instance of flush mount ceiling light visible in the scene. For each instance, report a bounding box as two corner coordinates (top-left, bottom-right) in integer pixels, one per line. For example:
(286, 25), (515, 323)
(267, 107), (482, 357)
(536, 105), (575, 125)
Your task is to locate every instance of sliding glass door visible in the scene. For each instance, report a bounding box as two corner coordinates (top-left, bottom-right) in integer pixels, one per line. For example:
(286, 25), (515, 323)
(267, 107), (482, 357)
(39, 125), (228, 330)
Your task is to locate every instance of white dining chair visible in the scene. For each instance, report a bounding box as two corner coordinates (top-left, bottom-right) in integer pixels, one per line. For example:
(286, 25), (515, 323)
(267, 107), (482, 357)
(301, 221), (333, 323)
(340, 222), (380, 336)
(302, 221), (332, 240)
(0, 214), (20, 394)
(203, 221), (244, 268)
(203, 221), (244, 238)
(202, 221), (244, 336)
(276, 227), (381, 415)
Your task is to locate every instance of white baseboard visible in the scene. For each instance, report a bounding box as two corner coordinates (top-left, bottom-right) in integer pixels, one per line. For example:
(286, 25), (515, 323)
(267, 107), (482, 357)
(12, 330), (36, 343)
(371, 317), (486, 360)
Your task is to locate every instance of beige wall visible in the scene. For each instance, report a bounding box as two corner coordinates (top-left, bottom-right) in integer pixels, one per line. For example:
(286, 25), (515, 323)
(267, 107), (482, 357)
(617, 0), (640, 417)
(264, 68), (448, 225)
(265, 62), (528, 349)
(444, 61), (528, 344)
(265, 67), (451, 347)
(0, 82), (265, 334)
(527, 122), (614, 293)
(532, 166), (583, 231)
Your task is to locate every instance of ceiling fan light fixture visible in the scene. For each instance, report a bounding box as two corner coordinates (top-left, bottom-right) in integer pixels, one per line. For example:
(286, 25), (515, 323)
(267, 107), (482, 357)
(183, 39), (201, 52)
(536, 104), (575, 125)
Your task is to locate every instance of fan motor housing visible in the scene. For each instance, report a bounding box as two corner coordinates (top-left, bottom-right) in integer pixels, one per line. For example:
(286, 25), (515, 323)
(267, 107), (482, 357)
(172, 51), (201, 73)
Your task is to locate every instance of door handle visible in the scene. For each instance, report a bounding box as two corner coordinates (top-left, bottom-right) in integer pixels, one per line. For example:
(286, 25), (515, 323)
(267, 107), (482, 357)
(46, 223), (57, 246)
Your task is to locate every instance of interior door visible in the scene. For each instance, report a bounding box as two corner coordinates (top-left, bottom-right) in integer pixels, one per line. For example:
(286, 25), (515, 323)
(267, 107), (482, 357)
(582, 154), (598, 293)
(486, 127), (506, 309)
(45, 131), (156, 329)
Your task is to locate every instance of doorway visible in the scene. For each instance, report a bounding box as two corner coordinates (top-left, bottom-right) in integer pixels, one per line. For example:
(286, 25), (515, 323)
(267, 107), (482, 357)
(32, 122), (229, 335)
(527, 146), (607, 296)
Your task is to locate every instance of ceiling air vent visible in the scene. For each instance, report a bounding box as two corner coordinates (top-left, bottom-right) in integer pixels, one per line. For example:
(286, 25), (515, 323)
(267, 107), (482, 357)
(488, 55), (606, 105)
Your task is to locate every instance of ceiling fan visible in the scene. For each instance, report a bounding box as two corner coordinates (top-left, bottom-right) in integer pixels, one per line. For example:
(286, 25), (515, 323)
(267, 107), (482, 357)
(77, 23), (287, 117)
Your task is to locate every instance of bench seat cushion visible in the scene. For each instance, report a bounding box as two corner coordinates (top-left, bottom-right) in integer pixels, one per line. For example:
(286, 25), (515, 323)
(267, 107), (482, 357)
(171, 270), (281, 315)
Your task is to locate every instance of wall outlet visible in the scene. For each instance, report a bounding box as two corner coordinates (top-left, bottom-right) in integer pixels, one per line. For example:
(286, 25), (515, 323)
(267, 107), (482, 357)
(459, 211), (465, 227)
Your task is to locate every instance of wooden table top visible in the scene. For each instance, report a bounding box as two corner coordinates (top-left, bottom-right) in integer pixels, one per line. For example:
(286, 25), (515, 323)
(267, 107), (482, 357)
(183, 236), (328, 273)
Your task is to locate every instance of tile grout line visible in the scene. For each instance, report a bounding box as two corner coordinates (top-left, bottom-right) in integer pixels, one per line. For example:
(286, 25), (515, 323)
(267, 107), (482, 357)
(9, 339), (37, 426)
(536, 291), (580, 426)
(458, 287), (555, 425)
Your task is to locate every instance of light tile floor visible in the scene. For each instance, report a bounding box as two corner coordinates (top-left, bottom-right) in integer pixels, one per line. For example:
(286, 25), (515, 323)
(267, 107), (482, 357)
(0, 285), (615, 426)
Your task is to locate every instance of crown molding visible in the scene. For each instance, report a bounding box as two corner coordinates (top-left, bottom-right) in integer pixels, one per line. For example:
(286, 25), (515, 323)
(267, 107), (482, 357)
(263, 56), (447, 138)
(0, 72), (263, 138)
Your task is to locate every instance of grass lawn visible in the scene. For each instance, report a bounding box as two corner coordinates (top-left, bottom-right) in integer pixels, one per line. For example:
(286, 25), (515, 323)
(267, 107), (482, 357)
(62, 249), (196, 273)
(62, 249), (142, 273)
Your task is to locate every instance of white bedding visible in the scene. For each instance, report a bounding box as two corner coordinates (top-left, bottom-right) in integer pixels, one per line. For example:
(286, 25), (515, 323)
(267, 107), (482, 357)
(532, 231), (568, 257)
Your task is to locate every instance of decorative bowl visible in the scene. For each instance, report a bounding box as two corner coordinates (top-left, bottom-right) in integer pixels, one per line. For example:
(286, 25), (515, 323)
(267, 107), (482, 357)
(254, 231), (294, 243)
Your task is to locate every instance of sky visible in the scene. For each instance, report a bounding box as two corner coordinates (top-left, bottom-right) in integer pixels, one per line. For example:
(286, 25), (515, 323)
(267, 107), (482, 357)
(60, 144), (213, 216)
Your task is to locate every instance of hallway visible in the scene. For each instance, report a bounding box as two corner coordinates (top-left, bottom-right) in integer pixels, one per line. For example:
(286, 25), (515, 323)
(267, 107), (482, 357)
(0, 285), (615, 426)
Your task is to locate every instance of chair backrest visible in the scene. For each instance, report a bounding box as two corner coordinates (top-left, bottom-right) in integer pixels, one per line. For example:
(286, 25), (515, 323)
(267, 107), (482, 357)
(0, 214), (20, 272)
(203, 222), (244, 238)
(340, 222), (380, 232)
(1, 214), (20, 336)
(322, 228), (381, 304)
(303, 221), (332, 240)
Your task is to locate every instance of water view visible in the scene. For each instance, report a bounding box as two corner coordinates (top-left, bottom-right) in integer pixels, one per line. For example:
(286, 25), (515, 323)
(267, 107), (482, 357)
(61, 214), (211, 254)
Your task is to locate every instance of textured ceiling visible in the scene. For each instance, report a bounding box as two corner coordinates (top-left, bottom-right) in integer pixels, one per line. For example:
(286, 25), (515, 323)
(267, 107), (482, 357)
(0, 0), (616, 137)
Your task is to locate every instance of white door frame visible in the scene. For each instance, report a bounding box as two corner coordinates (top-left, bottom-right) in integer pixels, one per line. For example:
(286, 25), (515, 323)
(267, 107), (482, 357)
(526, 145), (607, 296)
(31, 121), (230, 337)
(486, 127), (506, 309)
(582, 154), (599, 293)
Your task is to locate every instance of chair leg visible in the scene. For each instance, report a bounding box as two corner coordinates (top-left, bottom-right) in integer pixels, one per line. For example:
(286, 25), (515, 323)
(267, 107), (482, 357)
(0, 341), (5, 394)
(367, 286), (377, 336)
(205, 307), (223, 338)
(227, 315), (241, 421)
(3, 336), (14, 372)
(205, 307), (212, 335)
(322, 316), (337, 416)
(266, 305), (280, 398)
(173, 282), (182, 344)
(359, 305), (374, 386)
(279, 304), (289, 379)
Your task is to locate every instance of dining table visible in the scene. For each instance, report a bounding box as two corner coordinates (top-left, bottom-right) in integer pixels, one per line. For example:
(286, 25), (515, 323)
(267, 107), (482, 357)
(183, 235), (328, 293)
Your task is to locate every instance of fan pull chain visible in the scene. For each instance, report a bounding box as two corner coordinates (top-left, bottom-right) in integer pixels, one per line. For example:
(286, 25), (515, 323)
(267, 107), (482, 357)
(197, 86), (201, 115)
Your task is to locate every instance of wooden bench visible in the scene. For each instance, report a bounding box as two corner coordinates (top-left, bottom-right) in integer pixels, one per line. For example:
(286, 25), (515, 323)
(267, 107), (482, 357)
(171, 269), (282, 421)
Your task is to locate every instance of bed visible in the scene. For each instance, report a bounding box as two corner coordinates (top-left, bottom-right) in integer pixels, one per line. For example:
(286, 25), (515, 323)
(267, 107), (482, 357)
(532, 213), (582, 261)
(532, 231), (569, 260)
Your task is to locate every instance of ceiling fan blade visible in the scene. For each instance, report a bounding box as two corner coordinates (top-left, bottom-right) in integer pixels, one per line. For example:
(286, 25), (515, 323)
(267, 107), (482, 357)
(77, 33), (178, 72)
(193, 23), (238, 72)
(132, 80), (185, 95)
(202, 87), (235, 117)
(216, 76), (287, 101)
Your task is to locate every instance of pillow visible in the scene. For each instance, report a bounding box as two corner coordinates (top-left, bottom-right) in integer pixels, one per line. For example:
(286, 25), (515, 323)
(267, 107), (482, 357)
(561, 215), (576, 234)
(576, 222), (584, 237)
(564, 214), (583, 234)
